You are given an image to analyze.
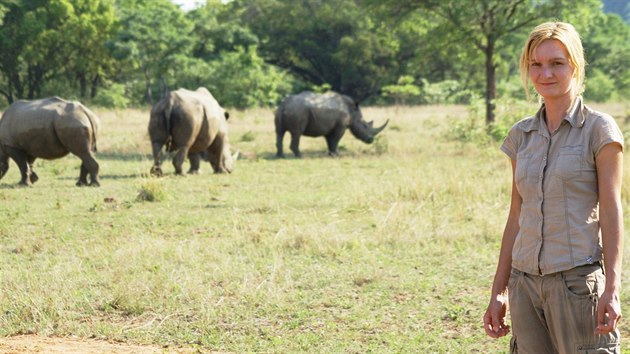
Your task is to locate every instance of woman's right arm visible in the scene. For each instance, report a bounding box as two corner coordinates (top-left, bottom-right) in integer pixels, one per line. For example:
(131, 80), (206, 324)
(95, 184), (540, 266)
(483, 159), (522, 338)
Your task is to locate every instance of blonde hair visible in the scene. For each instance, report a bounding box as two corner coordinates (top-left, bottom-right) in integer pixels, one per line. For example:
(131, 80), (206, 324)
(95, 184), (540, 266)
(519, 22), (586, 101)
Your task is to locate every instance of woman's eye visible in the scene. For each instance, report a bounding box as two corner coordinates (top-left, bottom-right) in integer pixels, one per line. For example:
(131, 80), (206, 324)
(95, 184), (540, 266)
(530, 62), (541, 67)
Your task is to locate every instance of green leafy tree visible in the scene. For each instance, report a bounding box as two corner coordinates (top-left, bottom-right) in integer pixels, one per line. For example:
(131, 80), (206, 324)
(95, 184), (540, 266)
(206, 45), (294, 108)
(187, 0), (259, 61)
(0, 0), (116, 103)
(1, 0), (74, 101)
(65, 0), (118, 99)
(166, 1), (293, 108)
(237, 0), (399, 101)
(111, 0), (193, 103)
(381, 76), (420, 105)
(370, 0), (576, 125)
(579, 12), (630, 101)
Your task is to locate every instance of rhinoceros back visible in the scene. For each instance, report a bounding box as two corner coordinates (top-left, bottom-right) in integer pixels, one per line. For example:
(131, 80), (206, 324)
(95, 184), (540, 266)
(0, 97), (97, 159)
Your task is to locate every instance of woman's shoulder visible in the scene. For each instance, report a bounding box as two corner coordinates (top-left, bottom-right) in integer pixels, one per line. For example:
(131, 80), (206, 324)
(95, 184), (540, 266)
(583, 104), (615, 121)
(582, 104), (620, 128)
(510, 114), (539, 133)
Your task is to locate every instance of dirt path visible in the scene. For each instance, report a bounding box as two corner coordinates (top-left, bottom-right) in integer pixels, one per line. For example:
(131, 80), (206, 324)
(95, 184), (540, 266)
(0, 335), (201, 354)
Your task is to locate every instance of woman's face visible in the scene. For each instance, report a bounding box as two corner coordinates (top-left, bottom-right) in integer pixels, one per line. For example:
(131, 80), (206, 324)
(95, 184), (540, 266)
(528, 39), (576, 101)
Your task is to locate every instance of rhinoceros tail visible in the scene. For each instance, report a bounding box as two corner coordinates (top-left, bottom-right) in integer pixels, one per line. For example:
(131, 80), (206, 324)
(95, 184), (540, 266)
(163, 96), (174, 151)
(81, 104), (100, 153)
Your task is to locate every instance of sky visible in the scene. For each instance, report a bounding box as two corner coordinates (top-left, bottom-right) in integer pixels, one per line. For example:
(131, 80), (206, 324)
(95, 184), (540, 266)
(170, 0), (204, 11)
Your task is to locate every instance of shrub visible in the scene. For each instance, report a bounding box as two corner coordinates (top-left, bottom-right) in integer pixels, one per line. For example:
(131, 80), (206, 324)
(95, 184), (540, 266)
(136, 179), (167, 202)
(449, 97), (537, 145)
(585, 69), (615, 102)
(92, 83), (131, 108)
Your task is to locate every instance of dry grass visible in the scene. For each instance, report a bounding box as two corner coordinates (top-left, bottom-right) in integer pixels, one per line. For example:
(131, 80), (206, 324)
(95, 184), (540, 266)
(0, 101), (629, 352)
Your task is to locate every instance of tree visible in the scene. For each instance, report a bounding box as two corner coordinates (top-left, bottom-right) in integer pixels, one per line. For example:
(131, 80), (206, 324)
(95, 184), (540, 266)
(579, 12), (630, 101)
(0, 0), (116, 103)
(65, 0), (118, 99)
(381, 76), (420, 105)
(369, 0), (575, 125)
(237, 0), (400, 101)
(111, 0), (193, 103)
(186, 0), (258, 61)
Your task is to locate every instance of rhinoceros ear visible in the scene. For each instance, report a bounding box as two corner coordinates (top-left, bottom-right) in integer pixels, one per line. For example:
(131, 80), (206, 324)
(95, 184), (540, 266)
(224, 111), (230, 120)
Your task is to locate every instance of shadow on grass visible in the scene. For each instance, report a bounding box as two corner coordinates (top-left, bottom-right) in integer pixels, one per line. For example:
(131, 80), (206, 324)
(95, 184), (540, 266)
(259, 149), (336, 160)
(97, 152), (152, 162)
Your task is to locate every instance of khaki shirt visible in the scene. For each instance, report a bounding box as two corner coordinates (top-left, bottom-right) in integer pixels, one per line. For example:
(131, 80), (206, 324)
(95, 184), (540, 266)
(501, 98), (624, 275)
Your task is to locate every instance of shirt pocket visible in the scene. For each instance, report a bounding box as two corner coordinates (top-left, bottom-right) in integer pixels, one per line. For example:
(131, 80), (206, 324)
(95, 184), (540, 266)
(553, 145), (583, 180)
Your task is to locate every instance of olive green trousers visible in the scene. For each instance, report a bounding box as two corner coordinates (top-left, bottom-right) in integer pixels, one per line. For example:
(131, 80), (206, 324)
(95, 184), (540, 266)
(508, 264), (620, 353)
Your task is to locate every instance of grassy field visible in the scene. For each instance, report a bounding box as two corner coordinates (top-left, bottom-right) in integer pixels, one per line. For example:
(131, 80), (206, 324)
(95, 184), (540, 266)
(1, 102), (630, 352)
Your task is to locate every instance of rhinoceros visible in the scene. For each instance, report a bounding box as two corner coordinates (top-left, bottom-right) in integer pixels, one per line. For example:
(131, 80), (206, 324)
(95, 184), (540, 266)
(274, 91), (388, 157)
(0, 97), (101, 186)
(149, 87), (236, 176)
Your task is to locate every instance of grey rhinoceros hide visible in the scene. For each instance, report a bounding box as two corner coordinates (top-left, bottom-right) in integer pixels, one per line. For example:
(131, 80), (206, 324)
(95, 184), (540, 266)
(275, 91), (388, 158)
(0, 97), (100, 186)
(149, 87), (236, 176)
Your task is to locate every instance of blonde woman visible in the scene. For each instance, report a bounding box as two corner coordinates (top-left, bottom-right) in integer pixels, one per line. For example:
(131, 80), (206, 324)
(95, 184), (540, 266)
(483, 21), (624, 353)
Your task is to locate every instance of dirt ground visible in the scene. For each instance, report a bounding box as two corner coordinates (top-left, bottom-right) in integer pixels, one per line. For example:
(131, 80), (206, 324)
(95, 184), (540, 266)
(0, 335), (203, 354)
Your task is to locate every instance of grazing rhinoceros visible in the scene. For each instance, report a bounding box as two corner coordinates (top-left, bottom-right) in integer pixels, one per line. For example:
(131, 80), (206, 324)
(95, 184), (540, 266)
(149, 87), (236, 176)
(274, 91), (388, 157)
(0, 97), (101, 186)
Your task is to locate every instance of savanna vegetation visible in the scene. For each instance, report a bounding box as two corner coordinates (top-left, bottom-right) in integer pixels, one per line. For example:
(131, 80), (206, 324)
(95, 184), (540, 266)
(0, 101), (630, 352)
(0, 0), (628, 121)
(1, 0), (630, 352)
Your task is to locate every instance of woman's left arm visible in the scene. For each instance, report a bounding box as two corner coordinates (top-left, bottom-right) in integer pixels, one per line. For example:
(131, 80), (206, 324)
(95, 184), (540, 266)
(596, 142), (624, 335)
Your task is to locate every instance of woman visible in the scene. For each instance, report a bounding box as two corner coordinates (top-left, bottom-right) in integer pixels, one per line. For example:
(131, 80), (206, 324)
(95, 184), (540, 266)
(483, 21), (624, 353)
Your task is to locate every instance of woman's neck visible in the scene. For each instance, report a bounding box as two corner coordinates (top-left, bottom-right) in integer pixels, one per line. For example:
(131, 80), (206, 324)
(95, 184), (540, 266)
(543, 94), (573, 133)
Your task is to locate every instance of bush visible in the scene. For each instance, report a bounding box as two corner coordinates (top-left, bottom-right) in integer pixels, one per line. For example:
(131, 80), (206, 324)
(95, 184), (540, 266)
(136, 179), (167, 202)
(585, 69), (615, 102)
(420, 79), (479, 105)
(92, 83), (131, 108)
(448, 97), (538, 145)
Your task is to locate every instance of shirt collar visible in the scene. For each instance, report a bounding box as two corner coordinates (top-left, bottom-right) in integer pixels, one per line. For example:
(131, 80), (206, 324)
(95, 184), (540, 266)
(520, 97), (585, 133)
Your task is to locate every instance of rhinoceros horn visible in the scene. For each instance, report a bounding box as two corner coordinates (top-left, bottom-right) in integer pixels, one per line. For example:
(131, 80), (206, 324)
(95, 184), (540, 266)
(370, 119), (389, 135)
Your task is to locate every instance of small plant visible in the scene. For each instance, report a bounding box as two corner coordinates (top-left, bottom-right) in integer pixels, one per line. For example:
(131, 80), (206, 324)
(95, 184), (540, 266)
(373, 135), (389, 155)
(448, 97), (537, 145)
(136, 179), (167, 202)
(240, 131), (256, 142)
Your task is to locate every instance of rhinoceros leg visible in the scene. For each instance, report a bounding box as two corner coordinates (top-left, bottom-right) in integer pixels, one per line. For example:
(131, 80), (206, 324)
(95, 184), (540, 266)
(150, 141), (165, 177)
(172, 147), (189, 175)
(75, 152), (100, 187)
(325, 128), (346, 157)
(289, 132), (302, 158)
(4, 146), (32, 186)
(276, 129), (286, 158)
(188, 152), (201, 174)
(27, 156), (39, 184)
(0, 150), (9, 181)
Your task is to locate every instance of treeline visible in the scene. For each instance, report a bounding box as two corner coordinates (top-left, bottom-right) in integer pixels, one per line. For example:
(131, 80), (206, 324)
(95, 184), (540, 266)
(0, 0), (628, 112)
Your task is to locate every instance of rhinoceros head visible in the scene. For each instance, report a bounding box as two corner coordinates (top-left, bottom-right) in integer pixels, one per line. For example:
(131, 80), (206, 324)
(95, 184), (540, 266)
(217, 147), (238, 174)
(347, 101), (389, 144)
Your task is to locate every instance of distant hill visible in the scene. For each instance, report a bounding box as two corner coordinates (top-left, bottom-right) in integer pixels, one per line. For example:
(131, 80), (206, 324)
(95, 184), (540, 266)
(603, 0), (630, 23)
